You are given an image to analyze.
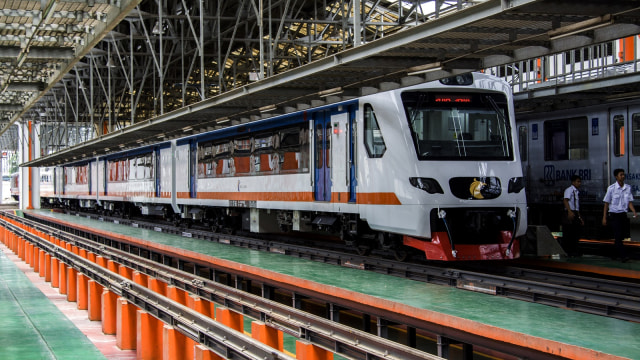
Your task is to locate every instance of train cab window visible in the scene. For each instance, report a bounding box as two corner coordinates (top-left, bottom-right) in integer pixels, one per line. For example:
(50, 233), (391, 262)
(363, 104), (386, 158)
(518, 126), (528, 162)
(402, 92), (512, 160)
(544, 117), (588, 161)
(614, 115), (625, 157)
(633, 114), (640, 156)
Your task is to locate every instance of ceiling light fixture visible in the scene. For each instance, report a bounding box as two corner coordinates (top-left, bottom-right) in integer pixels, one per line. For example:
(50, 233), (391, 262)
(318, 87), (343, 97)
(259, 104), (277, 112)
(407, 62), (443, 76)
(548, 15), (613, 40)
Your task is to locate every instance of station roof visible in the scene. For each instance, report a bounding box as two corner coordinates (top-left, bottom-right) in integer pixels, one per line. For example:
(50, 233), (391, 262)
(15, 0), (640, 167)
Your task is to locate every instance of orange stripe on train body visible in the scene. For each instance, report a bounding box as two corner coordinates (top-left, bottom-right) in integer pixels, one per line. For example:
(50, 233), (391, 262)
(178, 191), (401, 205)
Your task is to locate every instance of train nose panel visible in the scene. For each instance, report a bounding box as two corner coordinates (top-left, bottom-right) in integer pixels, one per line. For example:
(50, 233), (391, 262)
(449, 177), (501, 200)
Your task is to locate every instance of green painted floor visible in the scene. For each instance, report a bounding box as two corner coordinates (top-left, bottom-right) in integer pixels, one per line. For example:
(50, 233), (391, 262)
(28, 210), (640, 359)
(0, 247), (106, 360)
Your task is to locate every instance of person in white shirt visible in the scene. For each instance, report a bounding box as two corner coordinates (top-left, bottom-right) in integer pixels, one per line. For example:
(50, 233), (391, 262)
(563, 175), (584, 257)
(602, 169), (637, 262)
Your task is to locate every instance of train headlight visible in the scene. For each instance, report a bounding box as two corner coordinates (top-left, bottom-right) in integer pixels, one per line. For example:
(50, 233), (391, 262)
(508, 177), (525, 193)
(439, 73), (473, 86)
(410, 177), (444, 194)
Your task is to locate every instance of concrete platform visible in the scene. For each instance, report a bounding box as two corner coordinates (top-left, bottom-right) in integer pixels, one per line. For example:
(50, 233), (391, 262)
(0, 245), (110, 359)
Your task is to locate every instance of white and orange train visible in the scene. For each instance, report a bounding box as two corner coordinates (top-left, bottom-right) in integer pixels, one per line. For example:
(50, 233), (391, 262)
(36, 72), (527, 261)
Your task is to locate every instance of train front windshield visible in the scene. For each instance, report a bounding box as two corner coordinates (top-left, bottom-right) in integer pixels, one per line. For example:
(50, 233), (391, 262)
(403, 92), (513, 161)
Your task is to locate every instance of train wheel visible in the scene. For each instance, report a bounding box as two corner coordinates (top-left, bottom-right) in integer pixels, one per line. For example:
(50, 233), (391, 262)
(393, 249), (408, 262)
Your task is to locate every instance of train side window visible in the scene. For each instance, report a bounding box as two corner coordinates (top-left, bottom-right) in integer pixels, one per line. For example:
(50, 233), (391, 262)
(614, 115), (625, 157)
(518, 126), (528, 161)
(544, 117), (588, 161)
(364, 104), (386, 158)
(632, 114), (640, 156)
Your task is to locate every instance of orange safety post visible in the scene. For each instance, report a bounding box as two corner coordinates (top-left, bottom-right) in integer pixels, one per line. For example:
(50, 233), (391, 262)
(71, 245), (79, 255)
(17, 236), (24, 260)
(59, 240), (67, 250)
(162, 325), (196, 360)
(116, 298), (137, 350)
(44, 253), (52, 281)
(107, 260), (119, 274)
(32, 245), (39, 272)
(167, 286), (188, 305)
(148, 278), (167, 296)
(65, 242), (72, 252)
(194, 344), (225, 360)
(133, 271), (149, 287)
(51, 257), (60, 288)
(38, 250), (46, 277)
(251, 321), (284, 351)
(67, 267), (78, 302)
(215, 307), (243, 332)
(102, 289), (119, 335)
(25, 242), (31, 265)
(295, 340), (333, 360)
(79, 248), (88, 259)
(95, 255), (108, 268)
(118, 266), (134, 280)
(87, 252), (96, 262)
(59, 262), (68, 295)
(137, 310), (163, 360)
(77, 273), (89, 310)
(188, 295), (214, 318)
(88, 280), (103, 321)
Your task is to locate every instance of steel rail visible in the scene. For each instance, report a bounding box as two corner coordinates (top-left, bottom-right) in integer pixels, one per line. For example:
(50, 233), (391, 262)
(23, 211), (640, 323)
(0, 218), (295, 360)
(3, 214), (442, 360)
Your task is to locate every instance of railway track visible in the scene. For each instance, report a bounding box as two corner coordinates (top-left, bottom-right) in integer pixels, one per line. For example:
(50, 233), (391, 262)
(28, 210), (640, 323)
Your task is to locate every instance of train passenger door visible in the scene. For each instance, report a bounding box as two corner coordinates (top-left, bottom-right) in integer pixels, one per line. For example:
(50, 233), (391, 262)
(314, 112), (332, 201)
(190, 141), (197, 198)
(155, 147), (161, 197)
(610, 107), (630, 183)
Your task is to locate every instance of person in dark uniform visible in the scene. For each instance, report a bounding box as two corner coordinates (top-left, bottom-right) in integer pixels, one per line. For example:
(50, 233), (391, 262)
(602, 169), (637, 262)
(562, 175), (584, 257)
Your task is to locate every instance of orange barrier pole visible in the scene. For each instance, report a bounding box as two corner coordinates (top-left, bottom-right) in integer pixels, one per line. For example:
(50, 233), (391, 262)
(107, 260), (119, 274)
(88, 280), (103, 321)
(251, 321), (284, 351)
(148, 278), (167, 296)
(188, 295), (214, 318)
(95, 255), (108, 268)
(17, 236), (24, 260)
(133, 271), (148, 287)
(77, 273), (89, 310)
(215, 307), (243, 332)
(32, 245), (39, 272)
(67, 267), (78, 302)
(137, 310), (163, 360)
(167, 286), (188, 305)
(162, 325), (196, 360)
(51, 257), (60, 288)
(87, 252), (96, 263)
(102, 289), (119, 335)
(295, 340), (333, 360)
(38, 250), (46, 277)
(118, 266), (134, 280)
(59, 262), (68, 295)
(194, 344), (225, 360)
(79, 248), (88, 259)
(116, 298), (137, 350)
(25, 242), (31, 265)
(71, 245), (79, 255)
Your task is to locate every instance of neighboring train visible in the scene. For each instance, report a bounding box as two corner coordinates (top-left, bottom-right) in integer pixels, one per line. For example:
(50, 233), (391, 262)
(10, 169), (53, 202)
(32, 72), (526, 261)
(518, 99), (640, 238)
